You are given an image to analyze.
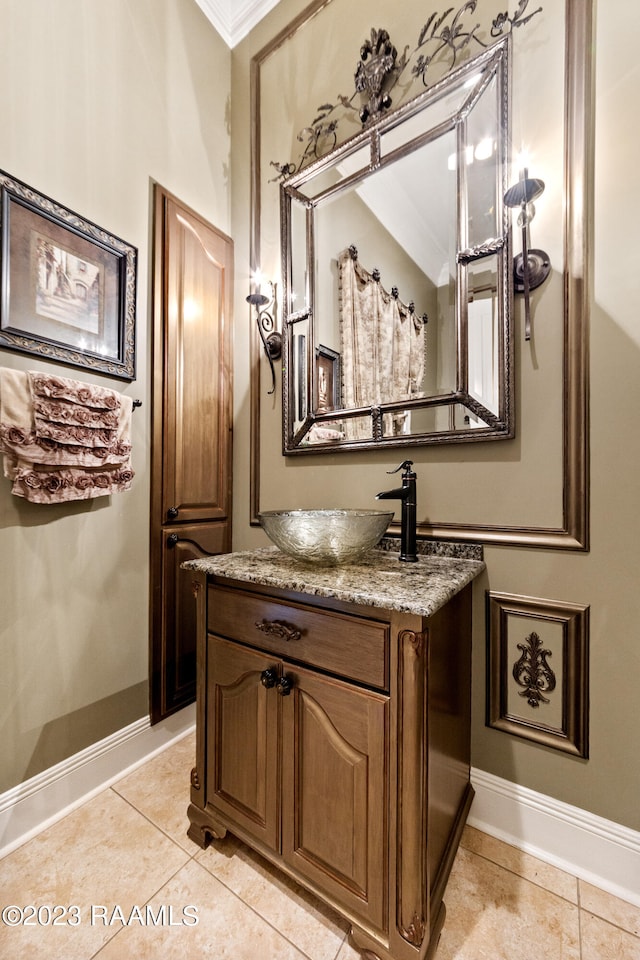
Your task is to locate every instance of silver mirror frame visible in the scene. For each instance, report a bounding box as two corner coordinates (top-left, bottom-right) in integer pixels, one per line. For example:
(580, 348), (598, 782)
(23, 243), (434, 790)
(280, 40), (513, 455)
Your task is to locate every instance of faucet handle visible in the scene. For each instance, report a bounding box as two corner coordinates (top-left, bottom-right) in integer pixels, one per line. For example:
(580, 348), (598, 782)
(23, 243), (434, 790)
(387, 460), (415, 476)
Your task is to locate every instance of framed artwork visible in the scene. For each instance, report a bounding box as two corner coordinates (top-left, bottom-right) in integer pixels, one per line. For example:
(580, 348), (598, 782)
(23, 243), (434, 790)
(0, 170), (137, 380)
(315, 344), (340, 412)
(486, 591), (589, 758)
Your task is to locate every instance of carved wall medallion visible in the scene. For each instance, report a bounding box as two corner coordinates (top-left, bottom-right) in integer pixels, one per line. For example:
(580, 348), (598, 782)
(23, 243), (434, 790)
(487, 592), (589, 757)
(512, 631), (557, 707)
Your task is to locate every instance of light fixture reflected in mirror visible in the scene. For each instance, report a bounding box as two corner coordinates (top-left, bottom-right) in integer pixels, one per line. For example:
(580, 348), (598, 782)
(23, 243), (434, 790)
(247, 275), (281, 394)
(504, 168), (551, 341)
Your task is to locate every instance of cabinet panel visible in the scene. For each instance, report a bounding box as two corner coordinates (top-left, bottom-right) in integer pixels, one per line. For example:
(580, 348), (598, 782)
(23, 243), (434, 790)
(207, 635), (280, 851)
(209, 586), (389, 690)
(152, 523), (229, 721)
(162, 199), (233, 525)
(281, 665), (388, 928)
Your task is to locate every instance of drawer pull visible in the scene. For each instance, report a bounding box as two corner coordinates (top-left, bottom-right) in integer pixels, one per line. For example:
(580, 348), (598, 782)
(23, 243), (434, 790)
(276, 675), (293, 697)
(255, 619), (301, 643)
(260, 668), (278, 689)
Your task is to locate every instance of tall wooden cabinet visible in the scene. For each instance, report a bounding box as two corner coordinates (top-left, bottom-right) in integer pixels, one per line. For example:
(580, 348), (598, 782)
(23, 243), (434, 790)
(187, 564), (476, 960)
(150, 186), (233, 722)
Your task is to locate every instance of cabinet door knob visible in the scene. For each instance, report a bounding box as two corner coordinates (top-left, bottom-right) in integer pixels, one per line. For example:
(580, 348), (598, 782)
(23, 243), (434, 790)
(167, 533), (179, 547)
(260, 668), (278, 689)
(276, 675), (293, 697)
(167, 506), (179, 520)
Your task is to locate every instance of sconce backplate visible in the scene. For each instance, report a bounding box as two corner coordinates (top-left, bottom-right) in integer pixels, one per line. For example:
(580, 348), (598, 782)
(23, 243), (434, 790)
(513, 249), (551, 293)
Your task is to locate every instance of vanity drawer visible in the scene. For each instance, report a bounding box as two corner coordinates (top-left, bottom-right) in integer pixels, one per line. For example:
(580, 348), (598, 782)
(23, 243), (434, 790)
(208, 585), (389, 690)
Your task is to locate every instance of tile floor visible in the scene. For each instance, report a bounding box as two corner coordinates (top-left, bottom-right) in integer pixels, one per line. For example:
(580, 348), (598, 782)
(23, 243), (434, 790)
(1, 731), (638, 959)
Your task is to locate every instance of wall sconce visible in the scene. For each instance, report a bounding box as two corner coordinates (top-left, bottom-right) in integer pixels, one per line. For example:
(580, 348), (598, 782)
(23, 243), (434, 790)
(246, 278), (282, 395)
(504, 168), (551, 341)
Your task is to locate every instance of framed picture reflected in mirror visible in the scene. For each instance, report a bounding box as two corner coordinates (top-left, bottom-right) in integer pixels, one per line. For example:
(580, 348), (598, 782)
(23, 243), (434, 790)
(315, 344), (340, 413)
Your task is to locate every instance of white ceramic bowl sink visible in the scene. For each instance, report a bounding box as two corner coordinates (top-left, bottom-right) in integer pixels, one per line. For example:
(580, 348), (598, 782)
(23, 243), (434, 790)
(259, 509), (394, 565)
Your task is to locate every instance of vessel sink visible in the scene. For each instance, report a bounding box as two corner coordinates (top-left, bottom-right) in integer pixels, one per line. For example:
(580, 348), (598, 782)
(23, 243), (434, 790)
(259, 509), (394, 565)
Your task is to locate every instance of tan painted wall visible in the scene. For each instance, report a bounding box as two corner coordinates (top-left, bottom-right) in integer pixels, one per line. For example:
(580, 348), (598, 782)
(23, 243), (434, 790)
(0, 0), (231, 793)
(231, 0), (640, 833)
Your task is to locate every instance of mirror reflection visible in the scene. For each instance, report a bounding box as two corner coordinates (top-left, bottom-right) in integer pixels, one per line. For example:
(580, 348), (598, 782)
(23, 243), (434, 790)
(281, 39), (513, 453)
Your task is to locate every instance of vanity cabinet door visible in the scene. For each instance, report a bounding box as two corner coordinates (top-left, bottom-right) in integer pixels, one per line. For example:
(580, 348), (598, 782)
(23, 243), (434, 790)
(206, 635), (280, 851)
(280, 664), (388, 929)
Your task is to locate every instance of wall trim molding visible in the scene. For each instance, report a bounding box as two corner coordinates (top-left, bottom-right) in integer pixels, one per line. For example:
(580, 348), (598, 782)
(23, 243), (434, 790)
(469, 767), (640, 908)
(0, 705), (195, 860)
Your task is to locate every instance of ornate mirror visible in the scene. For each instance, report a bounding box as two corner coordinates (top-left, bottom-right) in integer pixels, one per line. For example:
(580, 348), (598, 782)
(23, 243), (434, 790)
(280, 36), (513, 453)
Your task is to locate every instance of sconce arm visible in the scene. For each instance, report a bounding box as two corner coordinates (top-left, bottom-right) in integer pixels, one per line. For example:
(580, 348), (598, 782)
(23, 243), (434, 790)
(247, 285), (282, 395)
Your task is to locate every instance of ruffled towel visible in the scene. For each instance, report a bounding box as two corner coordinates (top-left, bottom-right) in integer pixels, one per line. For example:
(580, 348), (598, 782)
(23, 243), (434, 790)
(0, 368), (134, 503)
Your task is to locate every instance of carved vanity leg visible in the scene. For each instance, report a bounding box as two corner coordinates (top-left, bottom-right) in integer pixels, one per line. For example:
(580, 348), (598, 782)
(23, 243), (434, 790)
(186, 803), (228, 848)
(348, 927), (387, 960)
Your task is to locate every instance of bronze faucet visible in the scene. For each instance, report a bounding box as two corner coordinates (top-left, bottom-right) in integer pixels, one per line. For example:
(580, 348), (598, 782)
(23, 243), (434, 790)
(376, 461), (418, 562)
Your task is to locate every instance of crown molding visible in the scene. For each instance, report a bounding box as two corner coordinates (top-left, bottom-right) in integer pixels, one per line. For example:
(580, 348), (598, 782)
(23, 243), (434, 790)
(193, 0), (281, 47)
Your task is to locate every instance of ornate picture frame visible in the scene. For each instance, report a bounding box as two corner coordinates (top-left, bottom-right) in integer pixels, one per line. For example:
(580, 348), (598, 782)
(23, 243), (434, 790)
(0, 170), (137, 380)
(487, 591), (589, 757)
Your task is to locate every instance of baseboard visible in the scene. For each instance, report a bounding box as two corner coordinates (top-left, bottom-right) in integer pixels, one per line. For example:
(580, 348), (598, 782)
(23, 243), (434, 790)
(0, 703), (196, 859)
(469, 767), (640, 908)
(3, 729), (638, 909)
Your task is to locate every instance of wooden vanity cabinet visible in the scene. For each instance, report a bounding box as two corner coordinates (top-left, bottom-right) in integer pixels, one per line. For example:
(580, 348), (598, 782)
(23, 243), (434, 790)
(205, 631), (388, 927)
(187, 572), (474, 960)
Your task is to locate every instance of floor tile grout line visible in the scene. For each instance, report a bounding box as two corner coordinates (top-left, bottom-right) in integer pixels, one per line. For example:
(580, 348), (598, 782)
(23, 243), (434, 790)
(462, 843), (640, 944)
(333, 930), (350, 960)
(87, 917), (130, 960)
(459, 843), (581, 907)
(194, 850), (349, 960)
(575, 875), (640, 941)
(579, 906), (640, 942)
(107, 775), (346, 956)
(100, 737), (348, 959)
(109, 784), (199, 861)
(577, 877), (584, 960)
(87, 856), (209, 960)
(101, 741), (348, 960)
(183, 857), (323, 960)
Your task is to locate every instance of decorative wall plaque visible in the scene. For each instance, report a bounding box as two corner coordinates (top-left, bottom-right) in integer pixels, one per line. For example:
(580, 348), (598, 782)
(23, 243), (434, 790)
(486, 591), (589, 757)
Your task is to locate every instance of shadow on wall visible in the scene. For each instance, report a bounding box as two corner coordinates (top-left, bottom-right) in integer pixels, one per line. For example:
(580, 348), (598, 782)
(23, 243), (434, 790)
(0, 488), (110, 529)
(4, 680), (148, 794)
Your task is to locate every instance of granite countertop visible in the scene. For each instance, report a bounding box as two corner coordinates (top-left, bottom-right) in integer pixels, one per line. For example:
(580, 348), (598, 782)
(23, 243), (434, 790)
(183, 542), (485, 619)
